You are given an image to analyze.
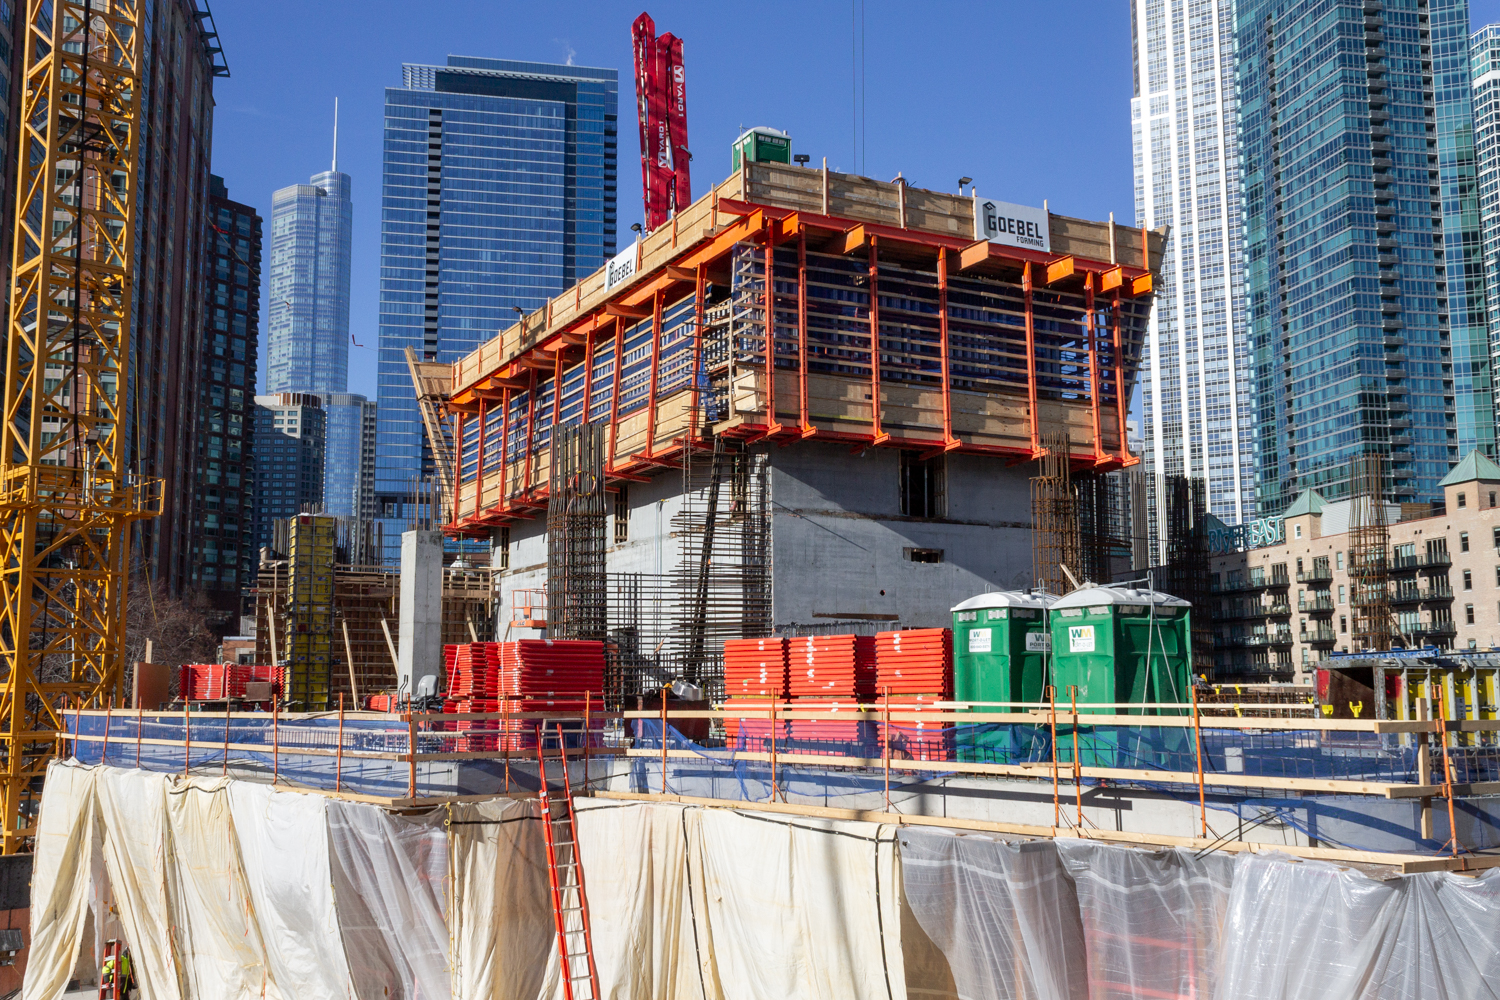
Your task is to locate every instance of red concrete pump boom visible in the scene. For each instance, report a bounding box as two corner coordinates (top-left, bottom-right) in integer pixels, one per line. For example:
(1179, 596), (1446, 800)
(632, 12), (691, 232)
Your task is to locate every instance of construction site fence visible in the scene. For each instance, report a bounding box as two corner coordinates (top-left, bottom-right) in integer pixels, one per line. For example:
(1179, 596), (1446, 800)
(58, 702), (1500, 805)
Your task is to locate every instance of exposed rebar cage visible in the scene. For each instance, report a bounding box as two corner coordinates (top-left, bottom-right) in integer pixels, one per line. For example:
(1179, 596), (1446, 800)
(1349, 452), (1394, 653)
(1077, 470), (1132, 585)
(546, 422), (607, 641)
(1032, 432), (1080, 595)
(672, 437), (771, 693)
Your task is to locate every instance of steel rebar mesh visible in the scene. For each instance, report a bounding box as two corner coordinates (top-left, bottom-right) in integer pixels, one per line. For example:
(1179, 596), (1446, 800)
(547, 422), (608, 641)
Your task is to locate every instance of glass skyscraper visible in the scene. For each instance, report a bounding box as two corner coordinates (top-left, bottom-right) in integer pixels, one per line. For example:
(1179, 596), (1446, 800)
(1237, 0), (1490, 511)
(267, 169), (353, 394)
(1473, 22), (1500, 436)
(321, 393), (378, 519)
(375, 56), (619, 562)
(1130, 0), (1255, 563)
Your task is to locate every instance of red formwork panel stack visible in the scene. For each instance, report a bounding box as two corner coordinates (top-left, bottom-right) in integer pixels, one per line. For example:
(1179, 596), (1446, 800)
(722, 637), (789, 746)
(785, 635), (877, 744)
(443, 643), (500, 749)
(179, 664), (286, 704)
(492, 639), (605, 751)
(179, 663), (240, 701)
(874, 629), (954, 761)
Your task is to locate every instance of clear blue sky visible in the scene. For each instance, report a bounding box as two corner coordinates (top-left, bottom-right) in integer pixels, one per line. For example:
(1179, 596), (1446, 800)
(210, 1), (1500, 399)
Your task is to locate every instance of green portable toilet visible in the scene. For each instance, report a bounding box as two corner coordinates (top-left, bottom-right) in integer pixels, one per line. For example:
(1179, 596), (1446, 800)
(951, 591), (1055, 762)
(1048, 585), (1193, 767)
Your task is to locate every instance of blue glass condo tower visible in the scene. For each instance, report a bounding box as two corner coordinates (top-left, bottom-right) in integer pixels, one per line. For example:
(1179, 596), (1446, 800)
(375, 57), (619, 562)
(1238, 0), (1492, 511)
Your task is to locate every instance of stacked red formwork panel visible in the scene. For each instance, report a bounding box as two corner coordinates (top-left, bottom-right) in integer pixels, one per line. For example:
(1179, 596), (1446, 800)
(493, 640), (605, 751)
(722, 637), (788, 747)
(786, 635), (876, 744)
(178, 664), (285, 706)
(874, 629), (954, 761)
(445, 643), (499, 749)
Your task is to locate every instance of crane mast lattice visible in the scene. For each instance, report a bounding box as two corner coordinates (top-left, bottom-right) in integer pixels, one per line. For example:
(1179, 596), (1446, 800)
(0, 0), (155, 853)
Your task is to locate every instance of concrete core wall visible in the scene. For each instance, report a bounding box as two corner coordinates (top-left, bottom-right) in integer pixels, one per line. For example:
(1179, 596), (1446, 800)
(488, 441), (1039, 634)
(770, 442), (1037, 628)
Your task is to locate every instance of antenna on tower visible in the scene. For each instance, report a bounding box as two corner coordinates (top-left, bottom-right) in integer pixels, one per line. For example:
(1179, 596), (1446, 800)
(332, 96), (339, 172)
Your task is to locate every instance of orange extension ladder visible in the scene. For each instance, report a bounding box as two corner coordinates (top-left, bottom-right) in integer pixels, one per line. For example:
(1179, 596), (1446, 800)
(536, 725), (600, 1000)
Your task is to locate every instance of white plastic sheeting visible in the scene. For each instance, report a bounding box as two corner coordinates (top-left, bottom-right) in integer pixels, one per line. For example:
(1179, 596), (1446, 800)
(327, 800), (449, 1000)
(24, 763), (98, 1000)
(162, 778), (280, 999)
(27, 760), (1500, 1000)
(899, 829), (1088, 1000)
(227, 781), (357, 998)
(448, 799), (910, 1000)
(448, 797), (553, 1000)
(1056, 838), (1235, 1000)
(1217, 852), (1500, 1000)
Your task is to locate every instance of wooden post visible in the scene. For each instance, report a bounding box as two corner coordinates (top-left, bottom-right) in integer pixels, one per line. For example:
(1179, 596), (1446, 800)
(770, 694), (779, 803)
(1071, 686), (1082, 829)
(183, 702), (190, 776)
(408, 712), (419, 800)
(1417, 696), (1433, 840)
(342, 619), (360, 708)
(660, 685), (670, 795)
(605, 321), (624, 470)
(380, 619), (400, 678)
(883, 687), (891, 813)
(473, 398), (486, 518)
(222, 704), (230, 777)
(337, 693), (345, 793)
(584, 690), (592, 793)
(272, 696), (280, 786)
(136, 704), (142, 769)
(1192, 685), (1208, 839)
(1048, 685), (1060, 829)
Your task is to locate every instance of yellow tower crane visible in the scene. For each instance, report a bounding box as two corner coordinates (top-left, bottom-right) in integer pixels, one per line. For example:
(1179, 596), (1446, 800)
(0, 0), (155, 853)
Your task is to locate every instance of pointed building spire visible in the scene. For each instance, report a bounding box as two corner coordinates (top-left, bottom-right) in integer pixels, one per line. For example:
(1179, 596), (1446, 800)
(332, 96), (339, 172)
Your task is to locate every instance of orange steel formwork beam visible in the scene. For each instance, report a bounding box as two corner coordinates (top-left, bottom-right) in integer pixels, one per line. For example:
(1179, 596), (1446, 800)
(763, 233), (782, 436)
(797, 229), (813, 437)
(868, 236), (889, 446)
(1022, 262), (1044, 459)
(645, 289), (664, 456)
(690, 263), (707, 434)
(1084, 272), (1106, 465)
(522, 370), (539, 495)
(499, 387), (512, 508)
(455, 409), (467, 520)
(476, 401), (488, 514)
(1111, 288), (1135, 466)
(937, 249), (958, 451)
(550, 350), (565, 430)
(606, 318), (624, 470)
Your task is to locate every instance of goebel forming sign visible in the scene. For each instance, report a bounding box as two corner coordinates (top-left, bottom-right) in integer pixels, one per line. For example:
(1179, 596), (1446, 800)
(632, 13), (691, 232)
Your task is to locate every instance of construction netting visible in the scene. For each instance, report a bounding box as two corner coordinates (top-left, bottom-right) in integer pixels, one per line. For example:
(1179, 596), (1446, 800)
(24, 760), (1500, 1000)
